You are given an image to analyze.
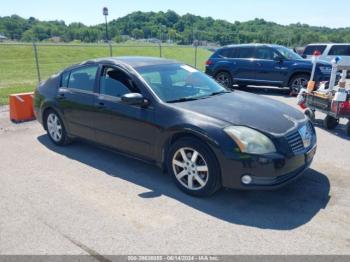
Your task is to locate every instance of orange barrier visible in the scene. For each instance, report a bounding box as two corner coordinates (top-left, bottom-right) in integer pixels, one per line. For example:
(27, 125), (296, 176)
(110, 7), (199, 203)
(9, 92), (35, 122)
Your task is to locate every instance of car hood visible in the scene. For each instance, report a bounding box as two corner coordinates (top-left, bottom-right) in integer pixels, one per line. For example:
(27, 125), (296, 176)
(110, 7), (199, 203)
(173, 91), (306, 135)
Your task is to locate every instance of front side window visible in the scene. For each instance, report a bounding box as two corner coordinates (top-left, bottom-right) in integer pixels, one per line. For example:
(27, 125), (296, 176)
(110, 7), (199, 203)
(137, 64), (228, 103)
(68, 65), (98, 92)
(99, 67), (139, 97)
(328, 45), (350, 56)
(275, 46), (303, 60)
(255, 47), (279, 60)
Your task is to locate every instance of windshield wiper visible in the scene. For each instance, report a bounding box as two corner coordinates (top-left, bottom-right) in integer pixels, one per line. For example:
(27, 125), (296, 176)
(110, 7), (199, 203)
(167, 97), (202, 103)
(207, 90), (231, 97)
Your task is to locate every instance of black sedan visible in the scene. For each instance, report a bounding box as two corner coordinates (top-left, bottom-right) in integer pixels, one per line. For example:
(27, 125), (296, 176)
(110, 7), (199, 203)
(34, 57), (317, 197)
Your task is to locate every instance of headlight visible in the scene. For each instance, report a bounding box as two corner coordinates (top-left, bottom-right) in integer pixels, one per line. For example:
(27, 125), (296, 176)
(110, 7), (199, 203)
(224, 126), (276, 154)
(319, 66), (332, 74)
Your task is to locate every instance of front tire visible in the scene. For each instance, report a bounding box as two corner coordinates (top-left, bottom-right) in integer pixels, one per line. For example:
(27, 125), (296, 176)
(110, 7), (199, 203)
(167, 138), (221, 197)
(45, 109), (71, 146)
(215, 71), (233, 89)
(289, 74), (310, 94)
(324, 115), (339, 130)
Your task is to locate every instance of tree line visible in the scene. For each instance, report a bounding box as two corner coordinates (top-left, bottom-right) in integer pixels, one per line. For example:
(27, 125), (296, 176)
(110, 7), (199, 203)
(1, 10), (350, 46)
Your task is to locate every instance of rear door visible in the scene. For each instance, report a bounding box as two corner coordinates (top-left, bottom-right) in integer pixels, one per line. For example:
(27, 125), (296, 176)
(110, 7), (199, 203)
(57, 65), (98, 140)
(227, 46), (257, 82)
(254, 46), (287, 85)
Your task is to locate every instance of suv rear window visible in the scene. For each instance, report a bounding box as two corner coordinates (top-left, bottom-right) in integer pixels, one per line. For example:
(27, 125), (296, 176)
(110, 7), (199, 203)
(328, 45), (350, 56)
(303, 45), (327, 55)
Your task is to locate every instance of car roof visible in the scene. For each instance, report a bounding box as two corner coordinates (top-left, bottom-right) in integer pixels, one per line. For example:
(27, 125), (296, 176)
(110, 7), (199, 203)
(306, 43), (350, 46)
(220, 43), (284, 49)
(65, 56), (179, 71)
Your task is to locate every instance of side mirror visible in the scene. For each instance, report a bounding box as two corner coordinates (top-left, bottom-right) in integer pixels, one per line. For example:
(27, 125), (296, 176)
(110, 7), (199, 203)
(121, 93), (149, 107)
(301, 54), (307, 59)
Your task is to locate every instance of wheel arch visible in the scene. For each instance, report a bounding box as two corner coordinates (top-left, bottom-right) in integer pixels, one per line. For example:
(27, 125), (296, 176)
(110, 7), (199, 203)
(287, 71), (311, 86)
(161, 130), (220, 172)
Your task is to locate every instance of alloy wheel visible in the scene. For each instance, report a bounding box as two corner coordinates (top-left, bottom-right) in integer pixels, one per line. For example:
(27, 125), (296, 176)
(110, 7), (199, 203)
(216, 73), (231, 88)
(47, 113), (63, 142)
(291, 77), (308, 93)
(172, 147), (209, 191)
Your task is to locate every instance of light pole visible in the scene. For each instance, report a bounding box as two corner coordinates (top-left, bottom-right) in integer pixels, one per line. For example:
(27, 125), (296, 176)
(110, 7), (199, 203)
(103, 7), (109, 42)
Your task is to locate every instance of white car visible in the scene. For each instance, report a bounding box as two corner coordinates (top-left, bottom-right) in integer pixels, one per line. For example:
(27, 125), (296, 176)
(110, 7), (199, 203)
(302, 43), (350, 66)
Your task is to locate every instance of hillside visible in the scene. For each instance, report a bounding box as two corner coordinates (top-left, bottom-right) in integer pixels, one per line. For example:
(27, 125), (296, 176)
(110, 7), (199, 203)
(1, 10), (350, 46)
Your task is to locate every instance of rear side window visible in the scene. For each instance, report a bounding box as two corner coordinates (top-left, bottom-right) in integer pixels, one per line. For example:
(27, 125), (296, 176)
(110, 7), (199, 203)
(218, 48), (237, 58)
(61, 71), (70, 87)
(303, 45), (327, 55)
(235, 47), (255, 59)
(328, 45), (350, 56)
(68, 65), (98, 92)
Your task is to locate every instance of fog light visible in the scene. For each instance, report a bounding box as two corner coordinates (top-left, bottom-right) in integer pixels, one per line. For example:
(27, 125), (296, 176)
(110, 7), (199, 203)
(241, 175), (253, 185)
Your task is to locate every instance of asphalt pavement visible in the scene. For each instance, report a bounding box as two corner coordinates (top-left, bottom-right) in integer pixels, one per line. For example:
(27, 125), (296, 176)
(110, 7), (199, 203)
(0, 87), (349, 255)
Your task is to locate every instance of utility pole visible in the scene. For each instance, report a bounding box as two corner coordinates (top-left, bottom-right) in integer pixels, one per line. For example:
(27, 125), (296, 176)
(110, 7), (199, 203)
(103, 7), (109, 42)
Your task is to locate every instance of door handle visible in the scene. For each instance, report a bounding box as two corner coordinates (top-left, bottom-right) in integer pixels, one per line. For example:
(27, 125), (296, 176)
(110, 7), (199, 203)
(57, 93), (66, 100)
(96, 101), (105, 109)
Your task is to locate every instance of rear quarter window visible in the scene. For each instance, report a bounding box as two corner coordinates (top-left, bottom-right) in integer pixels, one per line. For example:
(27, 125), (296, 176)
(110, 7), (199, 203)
(218, 48), (237, 58)
(303, 45), (327, 55)
(61, 71), (70, 87)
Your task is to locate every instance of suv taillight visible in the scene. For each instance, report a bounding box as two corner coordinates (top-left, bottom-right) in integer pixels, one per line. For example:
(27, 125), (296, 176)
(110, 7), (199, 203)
(206, 59), (213, 66)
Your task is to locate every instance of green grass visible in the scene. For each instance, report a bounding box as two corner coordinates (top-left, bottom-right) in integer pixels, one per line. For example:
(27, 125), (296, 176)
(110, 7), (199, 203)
(0, 85), (35, 105)
(0, 43), (212, 105)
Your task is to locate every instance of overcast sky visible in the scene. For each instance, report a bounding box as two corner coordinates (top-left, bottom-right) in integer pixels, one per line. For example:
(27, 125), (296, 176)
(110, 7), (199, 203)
(1, 0), (349, 28)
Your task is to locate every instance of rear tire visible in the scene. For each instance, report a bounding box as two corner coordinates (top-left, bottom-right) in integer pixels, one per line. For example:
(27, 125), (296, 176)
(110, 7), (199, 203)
(167, 137), (221, 197)
(324, 115), (339, 130)
(44, 109), (71, 146)
(215, 71), (233, 89)
(289, 74), (310, 94)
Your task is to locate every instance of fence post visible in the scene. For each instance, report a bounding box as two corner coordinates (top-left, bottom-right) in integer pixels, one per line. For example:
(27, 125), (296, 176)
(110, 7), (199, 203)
(32, 42), (41, 83)
(194, 45), (198, 68)
(109, 42), (113, 57)
(159, 42), (162, 58)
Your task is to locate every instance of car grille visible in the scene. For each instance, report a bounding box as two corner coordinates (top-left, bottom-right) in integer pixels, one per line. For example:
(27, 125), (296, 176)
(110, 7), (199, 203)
(285, 130), (305, 154)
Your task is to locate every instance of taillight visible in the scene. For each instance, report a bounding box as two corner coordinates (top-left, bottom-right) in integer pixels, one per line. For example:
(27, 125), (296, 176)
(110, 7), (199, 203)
(206, 59), (213, 66)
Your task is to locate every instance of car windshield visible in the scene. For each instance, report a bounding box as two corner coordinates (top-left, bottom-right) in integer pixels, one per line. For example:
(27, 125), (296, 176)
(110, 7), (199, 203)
(275, 46), (303, 60)
(136, 64), (229, 103)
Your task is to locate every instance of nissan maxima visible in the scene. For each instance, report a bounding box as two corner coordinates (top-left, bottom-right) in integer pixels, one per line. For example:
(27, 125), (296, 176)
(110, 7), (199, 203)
(34, 57), (317, 197)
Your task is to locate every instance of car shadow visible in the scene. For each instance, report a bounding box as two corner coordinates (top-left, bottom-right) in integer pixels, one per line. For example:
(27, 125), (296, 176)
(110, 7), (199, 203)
(37, 135), (331, 231)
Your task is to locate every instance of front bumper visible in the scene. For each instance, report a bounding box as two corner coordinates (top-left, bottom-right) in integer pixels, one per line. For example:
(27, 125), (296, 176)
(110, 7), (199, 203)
(216, 145), (316, 190)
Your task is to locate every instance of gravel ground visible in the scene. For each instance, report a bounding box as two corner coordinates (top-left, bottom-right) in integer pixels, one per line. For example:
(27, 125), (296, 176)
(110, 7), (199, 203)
(0, 87), (349, 256)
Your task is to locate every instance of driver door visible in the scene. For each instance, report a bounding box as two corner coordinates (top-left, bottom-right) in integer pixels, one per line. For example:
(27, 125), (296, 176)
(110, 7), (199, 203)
(92, 65), (157, 159)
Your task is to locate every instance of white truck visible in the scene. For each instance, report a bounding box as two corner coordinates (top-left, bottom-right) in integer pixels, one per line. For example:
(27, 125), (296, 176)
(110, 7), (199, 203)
(302, 43), (350, 66)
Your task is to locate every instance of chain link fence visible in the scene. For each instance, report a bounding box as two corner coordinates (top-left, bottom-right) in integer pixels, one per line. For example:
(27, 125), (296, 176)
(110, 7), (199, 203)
(0, 42), (213, 89)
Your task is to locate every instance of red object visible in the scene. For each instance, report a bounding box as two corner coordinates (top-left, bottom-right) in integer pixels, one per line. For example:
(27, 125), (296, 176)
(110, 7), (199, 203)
(299, 103), (307, 109)
(9, 92), (35, 122)
(206, 59), (213, 65)
(313, 50), (321, 56)
(331, 100), (350, 115)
